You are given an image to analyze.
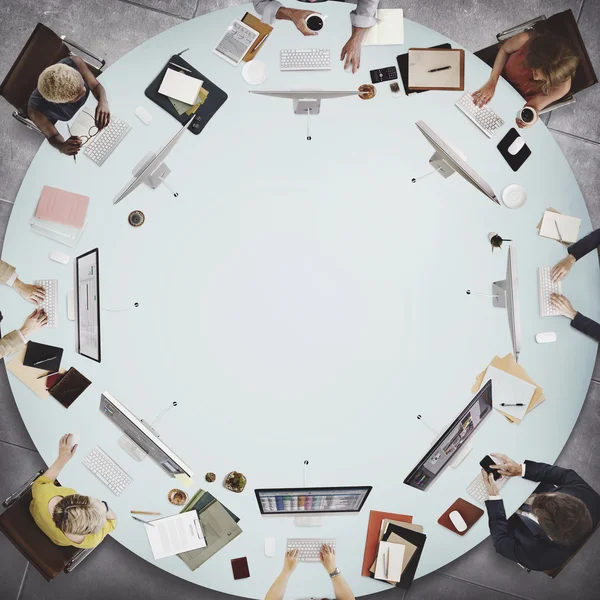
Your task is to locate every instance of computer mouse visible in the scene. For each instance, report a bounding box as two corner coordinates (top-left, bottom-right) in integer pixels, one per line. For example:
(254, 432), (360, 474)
(508, 137), (525, 156)
(264, 536), (275, 557)
(69, 433), (80, 451)
(449, 510), (467, 532)
(49, 250), (70, 264)
(536, 332), (557, 344)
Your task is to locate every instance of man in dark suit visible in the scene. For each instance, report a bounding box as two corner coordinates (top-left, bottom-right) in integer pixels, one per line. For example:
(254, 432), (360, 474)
(482, 453), (600, 571)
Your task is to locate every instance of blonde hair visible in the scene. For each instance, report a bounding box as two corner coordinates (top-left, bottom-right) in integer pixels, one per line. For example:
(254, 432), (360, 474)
(52, 494), (105, 535)
(38, 63), (84, 103)
(525, 32), (579, 95)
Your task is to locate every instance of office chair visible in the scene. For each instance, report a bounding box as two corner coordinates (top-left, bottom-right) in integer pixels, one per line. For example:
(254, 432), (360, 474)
(0, 470), (95, 581)
(0, 22), (105, 135)
(474, 9), (598, 115)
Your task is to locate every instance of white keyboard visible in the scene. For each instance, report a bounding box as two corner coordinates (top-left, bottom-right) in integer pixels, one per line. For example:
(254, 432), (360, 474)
(539, 267), (563, 316)
(82, 446), (133, 496)
(280, 49), (331, 71)
(34, 279), (58, 328)
(455, 91), (505, 138)
(84, 116), (131, 166)
(467, 471), (508, 505)
(287, 538), (336, 562)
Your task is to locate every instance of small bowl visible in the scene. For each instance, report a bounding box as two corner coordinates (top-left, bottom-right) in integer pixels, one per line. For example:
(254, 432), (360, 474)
(168, 489), (188, 506)
(502, 184), (527, 209)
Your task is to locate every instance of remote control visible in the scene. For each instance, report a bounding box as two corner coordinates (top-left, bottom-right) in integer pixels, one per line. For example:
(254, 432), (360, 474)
(370, 66), (398, 84)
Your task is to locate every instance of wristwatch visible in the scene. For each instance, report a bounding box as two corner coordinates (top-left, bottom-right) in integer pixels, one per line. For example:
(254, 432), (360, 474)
(329, 568), (341, 578)
(102, 500), (109, 513)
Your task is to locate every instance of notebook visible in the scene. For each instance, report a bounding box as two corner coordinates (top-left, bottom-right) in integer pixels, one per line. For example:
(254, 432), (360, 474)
(362, 9), (404, 46)
(158, 68), (204, 105)
(397, 43), (451, 95)
(23, 341), (63, 373)
(35, 186), (89, 230)
(485, 365), (536, 421)
(381, 524), (426, 589)
(408, 48), (465, 90)
(7, 348), (66, 399)
(539, 210), (581, 244)
(49, 367), (92, 408)
(374, 542), (404, 582)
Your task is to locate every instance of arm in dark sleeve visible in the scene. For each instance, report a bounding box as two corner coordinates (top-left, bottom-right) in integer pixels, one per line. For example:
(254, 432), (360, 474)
(523, 460), (587, 487)
(486, 499), (532, 567)
(568, 229), (600, 261)
(570, 312), (600, 343)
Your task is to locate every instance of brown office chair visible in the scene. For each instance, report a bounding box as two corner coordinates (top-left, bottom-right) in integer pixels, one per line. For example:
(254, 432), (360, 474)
(474, 9), (598, 114)
(0, 23), (106, 134)
(0, 470), (95, 581)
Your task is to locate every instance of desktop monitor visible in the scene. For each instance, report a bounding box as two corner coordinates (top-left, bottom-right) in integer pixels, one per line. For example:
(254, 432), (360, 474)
(76, 249), (101, 362)
(403, 379), (493, 491)
(255, 486), (372, 515)
(99, 392), (193, 478)
(415, 120), (499, 204)
(493, 245), (521, 362)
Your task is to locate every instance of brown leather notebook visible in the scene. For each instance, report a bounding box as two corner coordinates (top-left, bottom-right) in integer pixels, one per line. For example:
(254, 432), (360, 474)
(231, 557), (250, 579)
(361, 511), (412, 576)
(438, 498), (483, 536)
(241, 13), (273, 61)
(49, 367), (91, 408)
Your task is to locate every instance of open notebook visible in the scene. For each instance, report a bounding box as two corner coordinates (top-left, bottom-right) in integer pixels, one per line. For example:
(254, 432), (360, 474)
(408, 48), (464, 90)
(362, 9), (404, 46)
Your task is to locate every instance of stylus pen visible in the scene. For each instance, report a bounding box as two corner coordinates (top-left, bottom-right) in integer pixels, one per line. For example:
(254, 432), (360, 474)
(555, 220), (564, 243)
(385, 547), (390, 578)
(66, 123), (76, 163)
(34, 356), (57, 366)
(131, 515), (156, 527)
(251, 34), (269, 54)
(168, 61), (191, 73)
(428, 65), (451, 73)
(500, 403), (524, 406)
(37, 371), (60, 380)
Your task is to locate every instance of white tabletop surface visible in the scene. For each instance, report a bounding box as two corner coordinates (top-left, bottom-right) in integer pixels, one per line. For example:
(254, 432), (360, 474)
(2, 2), (599, 597)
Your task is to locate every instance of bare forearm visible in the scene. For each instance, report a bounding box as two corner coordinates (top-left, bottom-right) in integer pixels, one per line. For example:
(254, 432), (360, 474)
(349, 26), (368, 42)
(276, 7), (296, 22)
(44, 457), (69, 482)
(92, 83), (107, 104)
(332, 574), (355, 600)
(265, 570), (292, 600)
(489, 47), (509, 83)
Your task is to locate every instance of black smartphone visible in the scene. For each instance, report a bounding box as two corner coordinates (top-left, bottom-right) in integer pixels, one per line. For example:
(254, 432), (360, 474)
(480, 455), (502, 480)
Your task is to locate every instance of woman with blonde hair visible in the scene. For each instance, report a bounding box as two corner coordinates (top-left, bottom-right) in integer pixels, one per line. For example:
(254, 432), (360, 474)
(473, 27), (578, 128)
(27, 56), (111, 157)
(30, 434), (116, 548)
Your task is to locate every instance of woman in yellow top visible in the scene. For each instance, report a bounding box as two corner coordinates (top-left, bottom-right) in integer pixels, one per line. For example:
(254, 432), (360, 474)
(30, 433), (117, 548)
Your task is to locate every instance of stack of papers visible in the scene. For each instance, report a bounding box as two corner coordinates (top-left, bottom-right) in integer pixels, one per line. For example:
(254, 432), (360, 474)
(145, 511), (205, 559)
(539, 209), (581, 245)
(362, 9), (404, 46)
(30, 185), (89, 247)
(484, 365), (536, 421)
(158, 68), (204, 104)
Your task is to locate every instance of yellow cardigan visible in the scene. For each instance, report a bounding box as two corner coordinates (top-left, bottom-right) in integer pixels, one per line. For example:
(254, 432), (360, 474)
(29, 476), (116, 548)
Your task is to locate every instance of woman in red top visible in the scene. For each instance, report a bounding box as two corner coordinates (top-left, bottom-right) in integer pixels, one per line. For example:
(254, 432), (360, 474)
(473, 30), (578, 128)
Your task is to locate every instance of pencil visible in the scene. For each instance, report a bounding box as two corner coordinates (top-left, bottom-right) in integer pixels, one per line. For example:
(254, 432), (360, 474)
(66, 123), (76, 163)
(130, 510), (161, 515)
(131, 515), (156, 527)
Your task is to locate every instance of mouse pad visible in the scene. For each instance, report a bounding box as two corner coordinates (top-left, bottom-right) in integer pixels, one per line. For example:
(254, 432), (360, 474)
(145, 55), (228, 135)
(497, 128), (531, 171)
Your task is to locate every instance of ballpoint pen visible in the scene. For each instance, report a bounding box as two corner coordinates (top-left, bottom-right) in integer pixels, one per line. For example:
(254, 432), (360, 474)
(66, 123), (76, 163)
(34, 356), (57, 366)
(37, 371), (60, 380)
(385, 547), (390, 579)
(555, 220), (564, 243)
(168, 62), (191, 73)
(428, 65), (451, 73)
(251, 34), (269, 54)
(500, 403), (524, 406)
(131, 515), (156, 527)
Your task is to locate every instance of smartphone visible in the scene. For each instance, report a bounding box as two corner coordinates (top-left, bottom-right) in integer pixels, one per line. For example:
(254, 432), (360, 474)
(480, 455), (502, 480)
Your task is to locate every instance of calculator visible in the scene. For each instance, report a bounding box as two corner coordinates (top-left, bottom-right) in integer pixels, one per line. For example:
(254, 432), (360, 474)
(370, 66), (398, 84)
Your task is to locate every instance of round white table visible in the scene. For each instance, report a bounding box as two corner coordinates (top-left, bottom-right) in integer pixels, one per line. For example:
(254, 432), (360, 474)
(3, 2), (599, 597)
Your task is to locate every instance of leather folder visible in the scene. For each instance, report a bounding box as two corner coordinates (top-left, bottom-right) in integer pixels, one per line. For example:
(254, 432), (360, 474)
(438, 498), (483, 536)
(241, 13), (273, 61)
(49, 367), (91, 408)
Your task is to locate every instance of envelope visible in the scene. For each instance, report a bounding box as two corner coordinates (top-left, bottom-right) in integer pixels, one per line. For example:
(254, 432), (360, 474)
(472, 354), (545, 423)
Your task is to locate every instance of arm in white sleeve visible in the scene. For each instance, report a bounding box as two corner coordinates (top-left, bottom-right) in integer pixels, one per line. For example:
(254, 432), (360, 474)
(253, 0), (283, 25)
(350, 0), (379, 28)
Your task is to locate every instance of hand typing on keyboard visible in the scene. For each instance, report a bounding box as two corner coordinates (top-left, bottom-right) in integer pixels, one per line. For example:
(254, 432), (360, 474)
(551, 254), (576, 282)
(550, 293), (577, 319)
(19, 308), (48, 337)
(13, 279), (46, 304)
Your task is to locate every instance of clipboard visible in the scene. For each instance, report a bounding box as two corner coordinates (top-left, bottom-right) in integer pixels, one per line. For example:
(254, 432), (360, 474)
(407, 48), (465, 91)
(241, 13), (273, 61)
(472, 354), (545, 423)
(397, 43), (451, 95)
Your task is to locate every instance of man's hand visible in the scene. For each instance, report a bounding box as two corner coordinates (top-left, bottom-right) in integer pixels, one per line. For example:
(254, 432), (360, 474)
(60, 136), (82, 156)
(278, 8), (319, 36)
(13, 279), (46, 304)
(320, 543), (337, 573)
(20, 308), (48, 336)
(552, 254), (576, 282)
(95, 100), (111, 129)
(341, 27), (367, 73)
(490, 453), (522, 477)
(482, 470), (500, 497)
(58, 433), (78, 462)
(472, 79), (497, 107)
(283, 549), (299, 574)
(550, 293), (577, 319)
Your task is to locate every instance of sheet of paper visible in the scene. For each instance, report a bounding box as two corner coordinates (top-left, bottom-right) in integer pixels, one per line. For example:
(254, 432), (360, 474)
(70, 109), (96, 137)
(35, 186), (89, 230)
(374, 542), (405, 582)
(175, 473), (193, 488)
(158, 69), (203, 105)
(485, 365), (536, 421)
(408, 49), (461, 88)
(145, 511), (205, 559)
(363, 9), (404, 46)
(539, 210), (581, 244)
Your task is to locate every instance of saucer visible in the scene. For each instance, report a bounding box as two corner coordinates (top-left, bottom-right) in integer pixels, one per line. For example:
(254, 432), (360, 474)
(502, 184), (527, 209)
(242, 60), (268, 85)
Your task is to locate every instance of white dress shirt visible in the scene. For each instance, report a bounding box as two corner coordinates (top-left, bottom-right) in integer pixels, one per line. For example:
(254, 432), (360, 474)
(488, 463), (527, 501)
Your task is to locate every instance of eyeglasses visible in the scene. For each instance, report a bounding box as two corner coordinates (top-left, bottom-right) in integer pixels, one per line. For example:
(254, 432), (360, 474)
(79, 125), (99, 145)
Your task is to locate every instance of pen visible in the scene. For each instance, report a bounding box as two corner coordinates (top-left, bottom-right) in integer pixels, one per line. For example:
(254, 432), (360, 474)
(130, 510), (161, 515)
(554, 220), (564, 243)
(37, 371), (60, 380)
(428, 65), (451, 73)
(66, 123), (76, 163)
(385, 547), (389, 578)
(251, 34), (269, 54)
(168, 62), (191, 73)
(500, 403), (524, 406)
(131, 515), (156, 527)
(34, 356), (57, 366)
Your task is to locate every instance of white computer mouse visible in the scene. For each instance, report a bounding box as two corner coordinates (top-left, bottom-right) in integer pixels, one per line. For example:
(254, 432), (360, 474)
(49, 250), (70, 264)
(536, 332), (557, 344)
(449, 510), (467, 532)
(69, 433), (80, 450)
(508, 137), (525, 156)
(264, 536), (275, 557)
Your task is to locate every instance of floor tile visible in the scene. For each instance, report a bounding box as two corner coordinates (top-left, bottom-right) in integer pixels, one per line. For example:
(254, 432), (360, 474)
(0, 366), (37, 451)
(405, 572), (518, 600)
(546, 0), (600, 143)
(0, 198), (14, 251)
(194, 0), (247, 18)
(124, 0), (198, 19)
(0, 534), (28, 600)
(0, 439), (44, 503)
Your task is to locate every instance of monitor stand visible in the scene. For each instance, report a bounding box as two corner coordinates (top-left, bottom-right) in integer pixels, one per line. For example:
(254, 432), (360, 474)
(429, 151), (457, 178)
(293, 99), (320, 141)
(132, 152), (179, 197)
(118, 419), (158, 462)
(492, 279), (507, 308)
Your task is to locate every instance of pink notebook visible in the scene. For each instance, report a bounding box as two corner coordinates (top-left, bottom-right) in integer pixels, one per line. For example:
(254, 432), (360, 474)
(35, 186), (89, 230)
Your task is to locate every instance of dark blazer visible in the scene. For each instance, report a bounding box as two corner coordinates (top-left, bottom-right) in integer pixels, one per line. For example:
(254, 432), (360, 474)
(568, 229), (600, 342)
(485, 460), (600, 571)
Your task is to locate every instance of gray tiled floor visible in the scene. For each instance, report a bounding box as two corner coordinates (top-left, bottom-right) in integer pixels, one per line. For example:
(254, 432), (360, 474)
(1, 1), (600, 599)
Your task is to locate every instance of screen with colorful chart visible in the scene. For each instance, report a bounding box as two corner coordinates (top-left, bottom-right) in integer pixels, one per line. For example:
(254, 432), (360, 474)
(255, 486), (372, 514)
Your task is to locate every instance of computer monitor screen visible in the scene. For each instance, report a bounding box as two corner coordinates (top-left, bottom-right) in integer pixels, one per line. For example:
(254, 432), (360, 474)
(403, 380), (493, 491)
(76, 249), (101, 362)
(99, 392), (193, 478)
(255, 486), (372, 515)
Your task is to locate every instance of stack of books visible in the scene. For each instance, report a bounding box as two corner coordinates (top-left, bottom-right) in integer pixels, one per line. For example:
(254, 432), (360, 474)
(30, 185), (89, 247)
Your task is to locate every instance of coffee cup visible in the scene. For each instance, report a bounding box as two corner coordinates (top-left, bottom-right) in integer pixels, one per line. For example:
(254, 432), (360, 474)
(305, 13), (327, 32)
(518, 106), (538, 124)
